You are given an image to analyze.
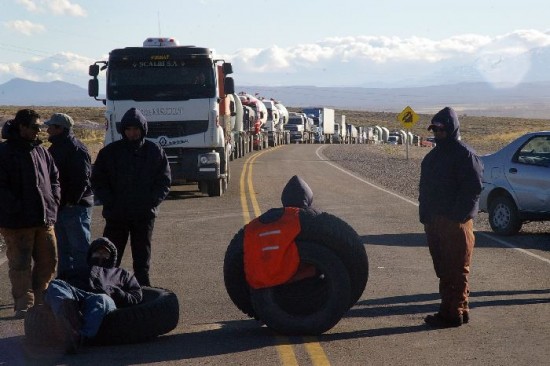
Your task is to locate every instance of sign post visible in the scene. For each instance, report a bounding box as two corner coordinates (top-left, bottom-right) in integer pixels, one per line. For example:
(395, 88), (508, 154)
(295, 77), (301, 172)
(396, 106), (419, 160)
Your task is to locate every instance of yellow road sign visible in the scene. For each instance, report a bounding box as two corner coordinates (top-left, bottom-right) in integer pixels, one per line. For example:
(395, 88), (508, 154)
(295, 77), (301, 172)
(397, 106), (419, 129)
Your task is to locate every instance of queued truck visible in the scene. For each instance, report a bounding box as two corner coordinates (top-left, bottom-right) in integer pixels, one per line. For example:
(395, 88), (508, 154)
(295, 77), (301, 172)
(286, 112), (313, 143)
(88, 37), (235, 196)
(302, 107), (335, 144)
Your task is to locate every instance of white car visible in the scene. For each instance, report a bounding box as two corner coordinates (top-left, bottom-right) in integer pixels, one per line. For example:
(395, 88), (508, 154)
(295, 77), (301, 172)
(479, 131), (550, 235)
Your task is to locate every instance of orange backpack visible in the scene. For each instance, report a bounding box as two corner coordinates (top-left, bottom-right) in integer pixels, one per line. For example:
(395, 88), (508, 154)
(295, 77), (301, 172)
(243, 207), (301, 289)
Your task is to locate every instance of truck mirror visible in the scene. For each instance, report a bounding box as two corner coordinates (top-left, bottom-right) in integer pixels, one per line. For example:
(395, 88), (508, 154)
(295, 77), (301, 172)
(224, 77), (235, 94)
(88, 79), (99, 97)
(89, 64), (100, 77)
(223, 63), (233, 75)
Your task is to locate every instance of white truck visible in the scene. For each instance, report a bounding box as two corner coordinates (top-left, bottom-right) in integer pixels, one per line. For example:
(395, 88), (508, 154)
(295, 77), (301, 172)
(302, 107), (335, 143)
(88, 37), (235, 196)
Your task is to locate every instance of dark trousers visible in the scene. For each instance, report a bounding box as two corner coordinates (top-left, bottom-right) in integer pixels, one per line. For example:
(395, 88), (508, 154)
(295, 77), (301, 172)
(103, 217), (155, 286)
(424, 216), (475, 319)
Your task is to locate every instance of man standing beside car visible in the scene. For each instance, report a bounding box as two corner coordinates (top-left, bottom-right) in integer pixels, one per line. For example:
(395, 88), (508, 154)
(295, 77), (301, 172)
(45, 113), (94, 278)
(91, 108), (171, 287)
(418, 106), (483, 328)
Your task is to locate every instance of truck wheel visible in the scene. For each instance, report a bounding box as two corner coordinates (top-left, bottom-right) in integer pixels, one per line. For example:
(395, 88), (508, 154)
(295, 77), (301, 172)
(207, 179), (223, 197)
(250, 241), (351, 335)
(488, 195), (522, 235)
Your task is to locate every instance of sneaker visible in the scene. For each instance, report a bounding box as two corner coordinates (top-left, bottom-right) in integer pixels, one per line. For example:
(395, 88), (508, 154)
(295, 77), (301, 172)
(424, 312), (463, 328)
(59, 300), (82, 354)
(14, 309), (28, 319)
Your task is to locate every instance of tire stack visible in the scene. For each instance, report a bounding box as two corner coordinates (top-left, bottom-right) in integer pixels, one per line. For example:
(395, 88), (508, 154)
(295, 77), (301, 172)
(24, 287), (179, 347)
(224, 210), (369, 335)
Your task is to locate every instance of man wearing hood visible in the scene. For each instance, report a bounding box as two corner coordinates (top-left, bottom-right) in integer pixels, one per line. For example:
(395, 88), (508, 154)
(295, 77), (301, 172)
(45, 237), (143, 353)
(91, 108), (171, 286)
(0, 109), (60, 319)
(243, 175), (319, 289)
(45, 113), (94, 277)
(419, 107), (483, 328)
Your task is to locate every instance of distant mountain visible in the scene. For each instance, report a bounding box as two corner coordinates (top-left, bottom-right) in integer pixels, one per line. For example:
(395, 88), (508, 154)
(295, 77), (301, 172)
(1, 78), (550, 118)
(0, 78), (98, 107)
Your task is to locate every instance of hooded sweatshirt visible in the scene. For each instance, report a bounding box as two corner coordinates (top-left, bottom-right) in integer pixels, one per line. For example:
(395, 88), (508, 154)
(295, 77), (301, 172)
(91, 108), (171, 220)
(0, 120), (60, 228)
(62, 237), (143, 307)
(419, 107), (484, 224)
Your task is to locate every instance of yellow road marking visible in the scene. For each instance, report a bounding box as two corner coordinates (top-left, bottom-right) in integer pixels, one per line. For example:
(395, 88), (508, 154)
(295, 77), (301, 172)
(239, 146), (330, 366)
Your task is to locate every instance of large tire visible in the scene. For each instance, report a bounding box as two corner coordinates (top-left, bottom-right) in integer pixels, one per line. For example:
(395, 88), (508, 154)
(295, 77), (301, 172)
(297, 211), (368, 308)
(250, 241), (351, 335)
(488, 195), (523, 236)
(223, 210), (368, 318)
(223, 228), (256, 318)
(24, 287), (179, 346)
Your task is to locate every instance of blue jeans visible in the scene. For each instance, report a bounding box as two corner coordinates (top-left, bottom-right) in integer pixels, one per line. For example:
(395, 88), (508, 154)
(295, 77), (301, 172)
(44, 279), (116, 338)
(55, 205), (92, 276)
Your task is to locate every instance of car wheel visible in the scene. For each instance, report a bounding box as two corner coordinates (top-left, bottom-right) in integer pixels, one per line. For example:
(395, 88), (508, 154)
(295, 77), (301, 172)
(488, 195), (522, 236)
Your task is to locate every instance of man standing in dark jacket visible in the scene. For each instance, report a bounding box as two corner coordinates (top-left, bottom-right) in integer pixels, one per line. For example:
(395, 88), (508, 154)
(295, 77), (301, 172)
(45, 237), (143, 353)
(91, 108), (171, 286)
(419, 106), (483, 328)
(45, 113), (94, 277)
(0, 109), (60, 318)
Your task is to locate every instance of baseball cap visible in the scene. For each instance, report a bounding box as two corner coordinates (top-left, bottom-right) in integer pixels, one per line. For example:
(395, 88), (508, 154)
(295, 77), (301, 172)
(44, 113), (74, 129)
(427, 121), (445, 131)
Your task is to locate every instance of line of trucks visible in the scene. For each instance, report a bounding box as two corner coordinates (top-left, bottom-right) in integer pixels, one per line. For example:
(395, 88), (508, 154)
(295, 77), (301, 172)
(87, 37), (424, 197)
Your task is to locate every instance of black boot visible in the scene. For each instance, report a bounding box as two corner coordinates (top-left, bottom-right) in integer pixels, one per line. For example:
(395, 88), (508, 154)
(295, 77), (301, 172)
(424, 312), (463, 328)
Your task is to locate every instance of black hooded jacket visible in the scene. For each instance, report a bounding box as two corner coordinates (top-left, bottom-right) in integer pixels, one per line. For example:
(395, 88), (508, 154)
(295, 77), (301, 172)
(48, 129), (94, 207)
(419, 107), (484, 224)
(91, 108), (171, 220)
(0, 120), (60, 228)
(62, 237), (143, 307)
(258, 175), (320, 224)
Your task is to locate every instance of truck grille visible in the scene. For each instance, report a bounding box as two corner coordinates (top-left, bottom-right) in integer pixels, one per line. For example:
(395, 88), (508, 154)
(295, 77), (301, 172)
(116, 120), (209, 138)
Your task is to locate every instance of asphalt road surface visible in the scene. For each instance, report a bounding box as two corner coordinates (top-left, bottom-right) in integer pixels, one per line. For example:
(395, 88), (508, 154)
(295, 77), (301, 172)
(1, 144), (549, 365)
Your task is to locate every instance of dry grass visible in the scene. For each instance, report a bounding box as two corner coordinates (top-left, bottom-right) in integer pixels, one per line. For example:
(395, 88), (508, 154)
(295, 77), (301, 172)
(2, 105), (549, 158)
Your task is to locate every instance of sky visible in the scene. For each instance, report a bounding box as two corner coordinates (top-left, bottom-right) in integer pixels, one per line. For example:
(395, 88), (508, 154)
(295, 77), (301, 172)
(1, 0), (550, 89)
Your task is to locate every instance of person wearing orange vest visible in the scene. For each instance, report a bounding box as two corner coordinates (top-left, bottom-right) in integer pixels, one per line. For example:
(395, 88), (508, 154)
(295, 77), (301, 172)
(243, 175), (319, 289)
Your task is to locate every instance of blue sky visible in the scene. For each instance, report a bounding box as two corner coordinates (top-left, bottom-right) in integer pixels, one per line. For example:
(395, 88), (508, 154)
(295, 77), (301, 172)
(1, 0), (550, 88)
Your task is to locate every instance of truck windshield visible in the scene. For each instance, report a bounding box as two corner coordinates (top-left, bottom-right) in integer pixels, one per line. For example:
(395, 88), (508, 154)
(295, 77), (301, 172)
(287, 117), (303, 125)
(107, 58), (215, 101)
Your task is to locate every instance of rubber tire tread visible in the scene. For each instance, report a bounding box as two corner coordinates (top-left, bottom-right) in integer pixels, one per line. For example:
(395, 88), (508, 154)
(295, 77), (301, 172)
(24, 287), (179, 346)
(250, 240), (351, 335)
(92, 286), (179, 345)
(297, 211), (368, 308)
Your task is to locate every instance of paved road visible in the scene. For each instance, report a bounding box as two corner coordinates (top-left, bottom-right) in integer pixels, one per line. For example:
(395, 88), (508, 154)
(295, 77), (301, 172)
(1, 144), (549, 365)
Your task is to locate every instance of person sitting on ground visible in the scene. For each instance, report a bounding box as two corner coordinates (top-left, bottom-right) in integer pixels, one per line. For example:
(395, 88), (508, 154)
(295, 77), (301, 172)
(44, 237), (143, 354)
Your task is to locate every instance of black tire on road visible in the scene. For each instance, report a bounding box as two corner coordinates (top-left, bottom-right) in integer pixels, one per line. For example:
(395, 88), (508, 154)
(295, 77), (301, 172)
(297, 211), (368, 308)
(24, 287), (179, 346)
(250, 240), (351, 335)
(488, 195), (523, 236)
(223, 210), (368, 318)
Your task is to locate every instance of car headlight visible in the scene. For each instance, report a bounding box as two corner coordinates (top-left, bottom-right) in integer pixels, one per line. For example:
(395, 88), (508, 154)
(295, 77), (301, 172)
(198, 152), (219, 166)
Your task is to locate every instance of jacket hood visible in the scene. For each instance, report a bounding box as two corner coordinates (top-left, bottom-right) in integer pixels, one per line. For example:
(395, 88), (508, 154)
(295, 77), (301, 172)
(429, 107), (460, 141)
(281, 175), (313, 208)
(1, 119), (18, 140)
(87, 237), (118, 268)
(119, 108), (147, 139)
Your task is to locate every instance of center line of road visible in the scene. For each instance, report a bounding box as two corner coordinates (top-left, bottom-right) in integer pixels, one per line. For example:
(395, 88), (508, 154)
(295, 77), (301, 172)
(240, 147), (330, 366)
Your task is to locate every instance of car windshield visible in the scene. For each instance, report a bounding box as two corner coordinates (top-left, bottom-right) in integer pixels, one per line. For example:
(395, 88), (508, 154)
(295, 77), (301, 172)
(287, 117), (303, 125)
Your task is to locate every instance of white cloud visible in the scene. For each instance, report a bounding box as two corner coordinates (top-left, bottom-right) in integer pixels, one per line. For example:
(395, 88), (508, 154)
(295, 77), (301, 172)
(0, 52), (94, 85)
(4, 20), (45, 35)
(16, 0), (87, 16)
(218, 29), (550, 87)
